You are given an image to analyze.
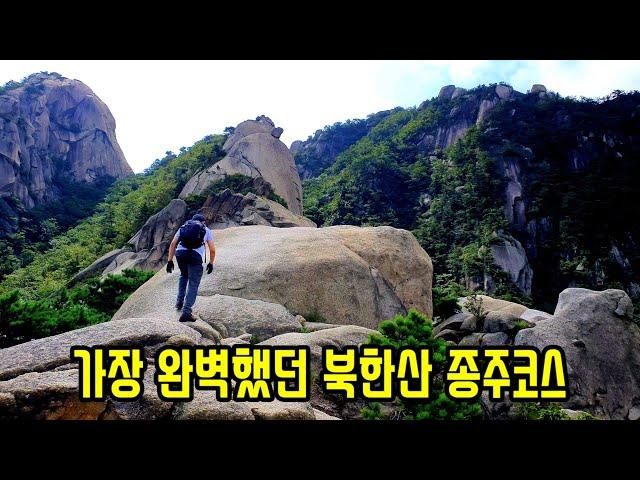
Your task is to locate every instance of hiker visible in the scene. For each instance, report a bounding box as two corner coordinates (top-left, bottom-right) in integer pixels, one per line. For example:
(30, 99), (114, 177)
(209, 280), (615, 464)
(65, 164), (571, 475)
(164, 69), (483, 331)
(166, 213), (215, 322)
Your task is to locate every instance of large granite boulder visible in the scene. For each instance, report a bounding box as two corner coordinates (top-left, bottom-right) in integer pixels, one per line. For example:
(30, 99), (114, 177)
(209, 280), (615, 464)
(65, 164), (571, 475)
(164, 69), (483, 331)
(113, 225), (433, 330)
(184, 294), (304, 342)
(515, 288), (640, 419)
(180, 117), (303, 215)
(460, 295), (528, 318)
(223, 115), (277, 151)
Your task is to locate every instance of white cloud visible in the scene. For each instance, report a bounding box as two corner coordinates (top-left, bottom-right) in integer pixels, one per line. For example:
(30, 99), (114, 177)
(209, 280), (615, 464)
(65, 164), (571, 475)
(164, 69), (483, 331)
(1, 60), (638, 172)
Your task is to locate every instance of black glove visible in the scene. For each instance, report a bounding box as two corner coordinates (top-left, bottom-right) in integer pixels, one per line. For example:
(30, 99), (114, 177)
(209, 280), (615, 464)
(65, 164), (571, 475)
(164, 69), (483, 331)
(206, 262), (213, 274)
(166, 260), (174, 274)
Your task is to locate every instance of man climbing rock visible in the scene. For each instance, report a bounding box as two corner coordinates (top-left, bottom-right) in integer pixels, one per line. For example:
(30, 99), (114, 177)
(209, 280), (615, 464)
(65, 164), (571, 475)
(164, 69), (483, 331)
(166, 213), (215, 322)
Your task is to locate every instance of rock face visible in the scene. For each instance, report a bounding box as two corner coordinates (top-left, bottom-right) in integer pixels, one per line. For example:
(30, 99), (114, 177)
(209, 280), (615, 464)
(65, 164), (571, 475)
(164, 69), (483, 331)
(180, 116), (303, 215)
(199, 189), (316, 229)
(76, 199), (189, 278)
(530, 84), (547, 94)
(463, 233), (533, 296)
(515, 288), (640, 420)
(111, 198), (189, 273)
(113, 225), (433, 330)
(222, 115), (276, 151)
(490, 233), (533, 295)
(76, 180), (316, 281)
(0, 72), (132, 212)
(416, 84), (520, 154)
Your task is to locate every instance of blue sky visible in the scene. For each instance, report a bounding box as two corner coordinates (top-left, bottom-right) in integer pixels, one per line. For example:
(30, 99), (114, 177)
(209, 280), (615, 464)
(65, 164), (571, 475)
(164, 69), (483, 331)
(1, 60), (639, 172)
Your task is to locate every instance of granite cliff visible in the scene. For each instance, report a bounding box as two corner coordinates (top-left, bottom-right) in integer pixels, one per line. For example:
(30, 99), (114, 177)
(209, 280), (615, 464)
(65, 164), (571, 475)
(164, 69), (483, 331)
(0, 72), (132, 236)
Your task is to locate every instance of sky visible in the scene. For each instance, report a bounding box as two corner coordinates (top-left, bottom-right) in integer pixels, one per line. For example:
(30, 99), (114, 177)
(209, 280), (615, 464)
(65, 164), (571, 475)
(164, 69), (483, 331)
(1, 60), (639, 173)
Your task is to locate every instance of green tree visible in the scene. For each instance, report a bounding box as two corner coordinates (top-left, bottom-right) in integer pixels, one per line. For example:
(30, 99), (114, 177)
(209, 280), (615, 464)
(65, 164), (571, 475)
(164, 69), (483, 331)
(0, 269), (153, 348)
(364, 309), (484, 420)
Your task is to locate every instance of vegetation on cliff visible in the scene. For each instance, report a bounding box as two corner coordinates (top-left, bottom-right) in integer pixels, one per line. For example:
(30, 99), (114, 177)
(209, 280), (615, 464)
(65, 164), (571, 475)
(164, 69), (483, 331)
(300, 86), (640, 310)
(0, 135), (226, 299)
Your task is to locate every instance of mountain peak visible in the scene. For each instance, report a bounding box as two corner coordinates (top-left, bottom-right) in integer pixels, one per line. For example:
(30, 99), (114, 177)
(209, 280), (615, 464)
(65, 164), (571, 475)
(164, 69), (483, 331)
(0, 72), (132, 230)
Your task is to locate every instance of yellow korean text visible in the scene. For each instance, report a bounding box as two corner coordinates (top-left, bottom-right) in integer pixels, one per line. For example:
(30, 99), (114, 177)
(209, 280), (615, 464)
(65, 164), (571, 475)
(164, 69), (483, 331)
(318, 344), (568, 402)
(153, 345), (310, 402)
(445, 345), (569, 401)
(70, 346), (148, 401)
(320, 346), (434, 400)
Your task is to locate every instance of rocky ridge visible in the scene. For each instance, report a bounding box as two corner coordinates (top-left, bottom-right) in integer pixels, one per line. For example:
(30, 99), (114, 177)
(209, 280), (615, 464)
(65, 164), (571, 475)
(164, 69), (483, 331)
(180, 115), (303, 216)
(72, 116), (314, 281)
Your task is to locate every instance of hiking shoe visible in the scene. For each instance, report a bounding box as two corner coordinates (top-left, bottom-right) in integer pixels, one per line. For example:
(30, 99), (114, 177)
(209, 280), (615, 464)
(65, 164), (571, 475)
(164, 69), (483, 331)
(178, 312), (197, 323)
(175, 301), (183, 310)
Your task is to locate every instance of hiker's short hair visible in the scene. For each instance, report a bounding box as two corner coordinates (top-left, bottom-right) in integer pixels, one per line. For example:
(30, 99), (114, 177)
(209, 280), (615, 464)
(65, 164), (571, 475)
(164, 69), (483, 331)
(192, 213), (205, 222)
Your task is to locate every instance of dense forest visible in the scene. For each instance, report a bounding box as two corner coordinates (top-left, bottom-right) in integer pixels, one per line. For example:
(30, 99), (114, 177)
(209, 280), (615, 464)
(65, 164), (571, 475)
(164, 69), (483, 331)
(0, 177), (115, 283)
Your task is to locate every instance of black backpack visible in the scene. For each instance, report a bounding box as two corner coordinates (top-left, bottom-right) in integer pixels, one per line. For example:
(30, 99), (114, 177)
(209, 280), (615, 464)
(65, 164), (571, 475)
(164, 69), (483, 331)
(179, 220), (206, 249)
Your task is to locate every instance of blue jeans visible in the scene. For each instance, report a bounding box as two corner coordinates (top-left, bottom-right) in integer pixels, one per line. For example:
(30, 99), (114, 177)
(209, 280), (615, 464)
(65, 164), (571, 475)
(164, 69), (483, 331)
(175, 250), (204, 316)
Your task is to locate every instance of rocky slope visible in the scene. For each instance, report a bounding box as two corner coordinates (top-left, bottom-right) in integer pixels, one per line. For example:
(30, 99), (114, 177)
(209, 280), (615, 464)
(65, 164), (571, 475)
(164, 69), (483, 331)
(0, 221), (433, 420)
(0, 314), (373, 420)
(0, 72), (132, 235)
(70, 116), (314, 282)
(1, 98), (638, 421)
(0, 120), (436, 420)
(112, 225), (433, 329)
